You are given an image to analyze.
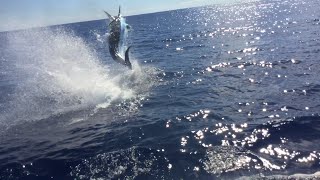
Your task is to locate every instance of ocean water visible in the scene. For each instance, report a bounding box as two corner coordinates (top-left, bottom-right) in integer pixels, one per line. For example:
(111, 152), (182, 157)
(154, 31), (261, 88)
(1, 0), (320, 179)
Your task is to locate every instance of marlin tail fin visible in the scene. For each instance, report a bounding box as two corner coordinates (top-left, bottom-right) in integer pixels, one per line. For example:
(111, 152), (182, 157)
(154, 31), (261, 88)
(125, 46), (132, 70)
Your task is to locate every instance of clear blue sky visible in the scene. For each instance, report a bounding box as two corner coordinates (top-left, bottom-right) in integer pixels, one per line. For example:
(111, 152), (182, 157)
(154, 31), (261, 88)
(0, 0), (242, 32)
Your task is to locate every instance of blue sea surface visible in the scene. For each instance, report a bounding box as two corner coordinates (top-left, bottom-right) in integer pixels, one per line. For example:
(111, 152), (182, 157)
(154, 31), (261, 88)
(1, 0), (320, 179)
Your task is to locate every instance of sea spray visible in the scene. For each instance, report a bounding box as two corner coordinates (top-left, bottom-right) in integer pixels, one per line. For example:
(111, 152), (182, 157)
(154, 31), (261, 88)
(0, 28), (156, 128)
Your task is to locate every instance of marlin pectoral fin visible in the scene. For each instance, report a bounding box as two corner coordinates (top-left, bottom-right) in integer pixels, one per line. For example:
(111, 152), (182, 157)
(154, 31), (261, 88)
(125, 46), (132, 70)
(103, 10), (114, 21)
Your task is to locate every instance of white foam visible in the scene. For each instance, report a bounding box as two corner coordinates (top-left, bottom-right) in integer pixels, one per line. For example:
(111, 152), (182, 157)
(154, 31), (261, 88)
(237, 172), (320, 180)
(0, 28), (154, 128)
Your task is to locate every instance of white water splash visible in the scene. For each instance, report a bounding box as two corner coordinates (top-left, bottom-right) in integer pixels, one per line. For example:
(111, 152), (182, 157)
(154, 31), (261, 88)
(0, 28), (155, 128)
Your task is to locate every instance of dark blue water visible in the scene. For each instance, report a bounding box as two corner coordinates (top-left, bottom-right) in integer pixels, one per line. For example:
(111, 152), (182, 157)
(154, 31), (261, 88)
(1, 0), (320, 179)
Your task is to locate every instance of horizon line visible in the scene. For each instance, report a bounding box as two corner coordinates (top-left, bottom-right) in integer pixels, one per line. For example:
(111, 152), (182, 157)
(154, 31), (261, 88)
(0, 2), (230, 33)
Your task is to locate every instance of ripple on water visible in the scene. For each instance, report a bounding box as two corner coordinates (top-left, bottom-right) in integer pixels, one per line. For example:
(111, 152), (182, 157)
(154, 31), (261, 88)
(70, 147), (171, 180)
(171, 115), (320, 177)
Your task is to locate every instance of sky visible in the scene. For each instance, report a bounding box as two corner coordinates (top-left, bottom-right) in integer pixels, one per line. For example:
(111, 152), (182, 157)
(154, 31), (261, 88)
(0, 0), (241, 32)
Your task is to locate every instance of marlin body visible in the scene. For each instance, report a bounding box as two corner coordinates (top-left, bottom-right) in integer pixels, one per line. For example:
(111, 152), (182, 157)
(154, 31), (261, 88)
(104, 7), (132, 70)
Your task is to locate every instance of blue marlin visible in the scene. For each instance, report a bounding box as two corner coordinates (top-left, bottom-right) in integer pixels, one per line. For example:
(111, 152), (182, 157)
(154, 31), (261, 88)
(104, 7), (132, 70)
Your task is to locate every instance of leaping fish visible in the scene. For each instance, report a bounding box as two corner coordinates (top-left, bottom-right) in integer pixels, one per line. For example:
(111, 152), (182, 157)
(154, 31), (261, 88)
(104, 6), (132, 70)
